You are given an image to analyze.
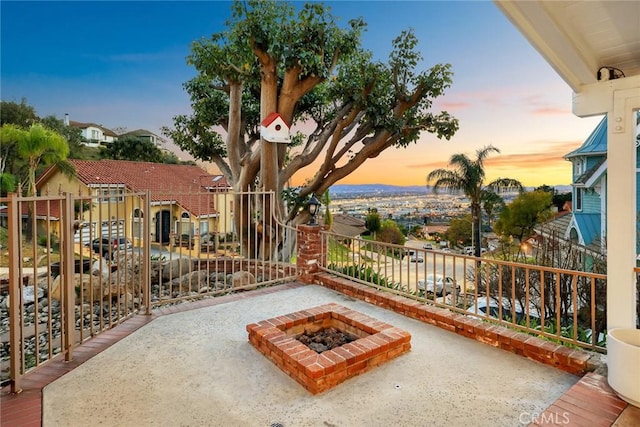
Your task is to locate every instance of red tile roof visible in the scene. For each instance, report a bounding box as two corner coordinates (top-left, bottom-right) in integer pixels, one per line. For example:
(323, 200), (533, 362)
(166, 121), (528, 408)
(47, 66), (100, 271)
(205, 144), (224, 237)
(40, 160), (229, 218)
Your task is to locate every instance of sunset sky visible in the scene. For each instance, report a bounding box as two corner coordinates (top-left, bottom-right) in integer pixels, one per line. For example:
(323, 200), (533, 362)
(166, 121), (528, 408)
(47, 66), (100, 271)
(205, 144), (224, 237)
(1, 1), (603, 187)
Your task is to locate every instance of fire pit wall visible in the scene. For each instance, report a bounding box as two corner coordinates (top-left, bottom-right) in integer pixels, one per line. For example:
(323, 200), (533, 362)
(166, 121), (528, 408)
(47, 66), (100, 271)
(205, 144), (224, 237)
(246, 303), (411, 394)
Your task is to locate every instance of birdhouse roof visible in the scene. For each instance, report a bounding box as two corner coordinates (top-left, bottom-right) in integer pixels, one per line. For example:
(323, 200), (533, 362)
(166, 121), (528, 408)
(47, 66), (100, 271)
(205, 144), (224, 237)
(261, 112), (290, 129)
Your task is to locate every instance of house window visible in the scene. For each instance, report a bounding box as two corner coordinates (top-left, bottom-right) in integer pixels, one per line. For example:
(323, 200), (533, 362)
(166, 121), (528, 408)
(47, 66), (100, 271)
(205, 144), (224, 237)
(94, 185), (125, 203)
(91, 129), (100, 140)
(132, 208), (143, 238)
(176, 221), (193, 236)
(575, 188), (583, 211)
(200, 221), (209, 235)
(176, 212), (193, 236)
(569, 227), (579, 244)
(573, 159), (582, 176)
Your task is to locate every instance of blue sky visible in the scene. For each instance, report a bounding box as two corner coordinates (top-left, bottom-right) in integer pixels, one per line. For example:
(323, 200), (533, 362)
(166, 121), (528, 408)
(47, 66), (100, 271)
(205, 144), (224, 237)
(1, 1), (603, 186)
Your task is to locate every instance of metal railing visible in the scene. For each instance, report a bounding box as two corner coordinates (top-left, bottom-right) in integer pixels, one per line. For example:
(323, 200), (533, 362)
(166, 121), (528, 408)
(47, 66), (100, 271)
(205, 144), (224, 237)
(320, 231), (608, 352)
(1, 189), (296, 392)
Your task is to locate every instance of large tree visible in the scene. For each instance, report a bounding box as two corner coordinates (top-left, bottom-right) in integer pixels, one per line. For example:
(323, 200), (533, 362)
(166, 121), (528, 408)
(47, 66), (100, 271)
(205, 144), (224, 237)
(102, 135), (166, 163)
(445, 214), (473, 247)
(40, 115), (89, 159)
(0, 99), (38, 128)
(427, 145), (522, 257)
(163, 1), (458, 257)
(1, 99), (40, 194)
(494, 190), (554, 255)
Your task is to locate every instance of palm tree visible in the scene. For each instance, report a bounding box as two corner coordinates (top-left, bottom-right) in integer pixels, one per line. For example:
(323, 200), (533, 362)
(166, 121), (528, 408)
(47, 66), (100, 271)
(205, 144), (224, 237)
(427, 145), (522, 257)
(481, 189), (505, 231)
(2, 123), (76, 241)
(3, 123), (75, 196)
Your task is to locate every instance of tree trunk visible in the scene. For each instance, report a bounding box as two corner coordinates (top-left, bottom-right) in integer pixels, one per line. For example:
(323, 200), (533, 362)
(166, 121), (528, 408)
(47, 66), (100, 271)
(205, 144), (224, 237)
(257, 56), (284, 261)
(472, 203), (482, 258)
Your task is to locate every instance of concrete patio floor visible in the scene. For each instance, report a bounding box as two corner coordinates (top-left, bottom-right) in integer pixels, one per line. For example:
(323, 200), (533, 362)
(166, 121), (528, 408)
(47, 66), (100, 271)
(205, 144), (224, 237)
(40, 284), (580, 427)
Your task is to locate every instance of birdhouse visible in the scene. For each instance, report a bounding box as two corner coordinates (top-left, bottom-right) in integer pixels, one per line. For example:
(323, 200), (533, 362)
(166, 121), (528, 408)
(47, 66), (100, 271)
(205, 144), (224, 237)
(260, 112), (291, 143)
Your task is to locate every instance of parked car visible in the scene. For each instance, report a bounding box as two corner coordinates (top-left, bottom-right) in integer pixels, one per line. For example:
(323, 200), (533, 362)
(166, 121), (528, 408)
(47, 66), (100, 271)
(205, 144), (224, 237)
(423, 243), (433, 250)
(465, 297), (540, 322)
(410, 254), (424, 263)
(464, 246), (488, 255)
(418, 274), (460, 296)
(87, 237), (132, 259)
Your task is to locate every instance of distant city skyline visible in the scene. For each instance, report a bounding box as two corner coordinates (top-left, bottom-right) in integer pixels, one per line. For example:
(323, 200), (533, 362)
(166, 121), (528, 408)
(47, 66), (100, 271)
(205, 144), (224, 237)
(1, 1), (603, 187)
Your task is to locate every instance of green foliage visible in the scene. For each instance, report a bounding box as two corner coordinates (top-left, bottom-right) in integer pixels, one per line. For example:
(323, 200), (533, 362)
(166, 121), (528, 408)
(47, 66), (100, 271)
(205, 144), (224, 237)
(428, 145), (522, 256)
(409, 224), (423, 236)
(0, 98), (38, 128)
(40, 115), (87, 159)
(535, 184), (571, 211)
(164, 0), (458, 226)
(531, 318), (607, 348)
(0, 172), (17, 194)
(102, 135), (166, 163)
(446, 215), (473, 245)
(37, 232), (59, 249)
(327, 237), (350, 262)
(377, 219), (406, 246)
(320, 191), (332, 228)
(494, 190), (553, 242)
(328, 263), (406, 292)
(281, 187), (323, 220)
(1, 123), (74, 195)
(364, 208), (381, 235)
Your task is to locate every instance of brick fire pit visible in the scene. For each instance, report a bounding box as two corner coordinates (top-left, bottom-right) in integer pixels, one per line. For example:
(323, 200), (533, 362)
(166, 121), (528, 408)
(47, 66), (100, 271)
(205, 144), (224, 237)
(246, 303), (411, 394)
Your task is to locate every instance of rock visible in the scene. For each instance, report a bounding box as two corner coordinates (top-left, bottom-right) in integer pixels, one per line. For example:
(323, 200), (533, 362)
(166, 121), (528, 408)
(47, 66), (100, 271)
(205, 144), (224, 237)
(5, 286), (44, 308)
(212, 281), (227, 291)
(50, 273), (126, 302)
(230, 271), (257, 290)
(162, 258), (192, 281)
(170, 270), (209, 292)
(92, 260), (111, 281)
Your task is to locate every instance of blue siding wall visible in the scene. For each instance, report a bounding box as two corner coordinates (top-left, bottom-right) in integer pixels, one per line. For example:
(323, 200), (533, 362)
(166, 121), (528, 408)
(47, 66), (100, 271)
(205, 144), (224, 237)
(586, 155), (604, 170)
(582, 190), (600, 214)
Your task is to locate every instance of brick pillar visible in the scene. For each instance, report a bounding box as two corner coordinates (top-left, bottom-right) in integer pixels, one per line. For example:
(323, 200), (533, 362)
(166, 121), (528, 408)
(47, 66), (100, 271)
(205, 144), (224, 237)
(296, 224), (327, 284)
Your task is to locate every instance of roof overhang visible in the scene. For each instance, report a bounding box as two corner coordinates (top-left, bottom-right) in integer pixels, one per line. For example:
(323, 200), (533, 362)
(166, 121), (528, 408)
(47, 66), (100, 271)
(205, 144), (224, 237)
(495, 1), (640, 117)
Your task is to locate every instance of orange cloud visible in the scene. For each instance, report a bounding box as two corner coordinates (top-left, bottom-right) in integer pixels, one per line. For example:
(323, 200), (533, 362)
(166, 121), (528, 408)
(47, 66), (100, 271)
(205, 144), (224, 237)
(437, 101), (471, 111)
(530, 107), (572, 116)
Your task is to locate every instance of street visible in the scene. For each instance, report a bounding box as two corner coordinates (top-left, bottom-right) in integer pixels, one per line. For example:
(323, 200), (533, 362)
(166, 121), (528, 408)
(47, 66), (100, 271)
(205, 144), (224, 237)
(351, 237), (476, 296)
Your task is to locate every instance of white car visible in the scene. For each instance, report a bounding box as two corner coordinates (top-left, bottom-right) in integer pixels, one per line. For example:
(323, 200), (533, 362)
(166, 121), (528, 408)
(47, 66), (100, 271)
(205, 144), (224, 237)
(464, 246), (488, 255)
(418, 274), (460, 296)
(466, 297), (540, 322)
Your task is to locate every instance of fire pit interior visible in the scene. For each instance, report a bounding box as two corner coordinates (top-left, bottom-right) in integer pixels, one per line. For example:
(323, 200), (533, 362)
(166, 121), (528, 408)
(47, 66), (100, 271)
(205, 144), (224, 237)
(247, 302), (411, 394)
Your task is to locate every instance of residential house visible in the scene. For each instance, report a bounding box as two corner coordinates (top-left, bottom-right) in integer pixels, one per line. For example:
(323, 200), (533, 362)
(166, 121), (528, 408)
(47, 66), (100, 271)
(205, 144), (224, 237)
(35, 160), (232, 250)
(119, 129), (163, 148)
(563, 114), (640, 258)
(534, 114), (640, 267)
(66, 115), (118, 148)
(330, 214), (366, 242)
